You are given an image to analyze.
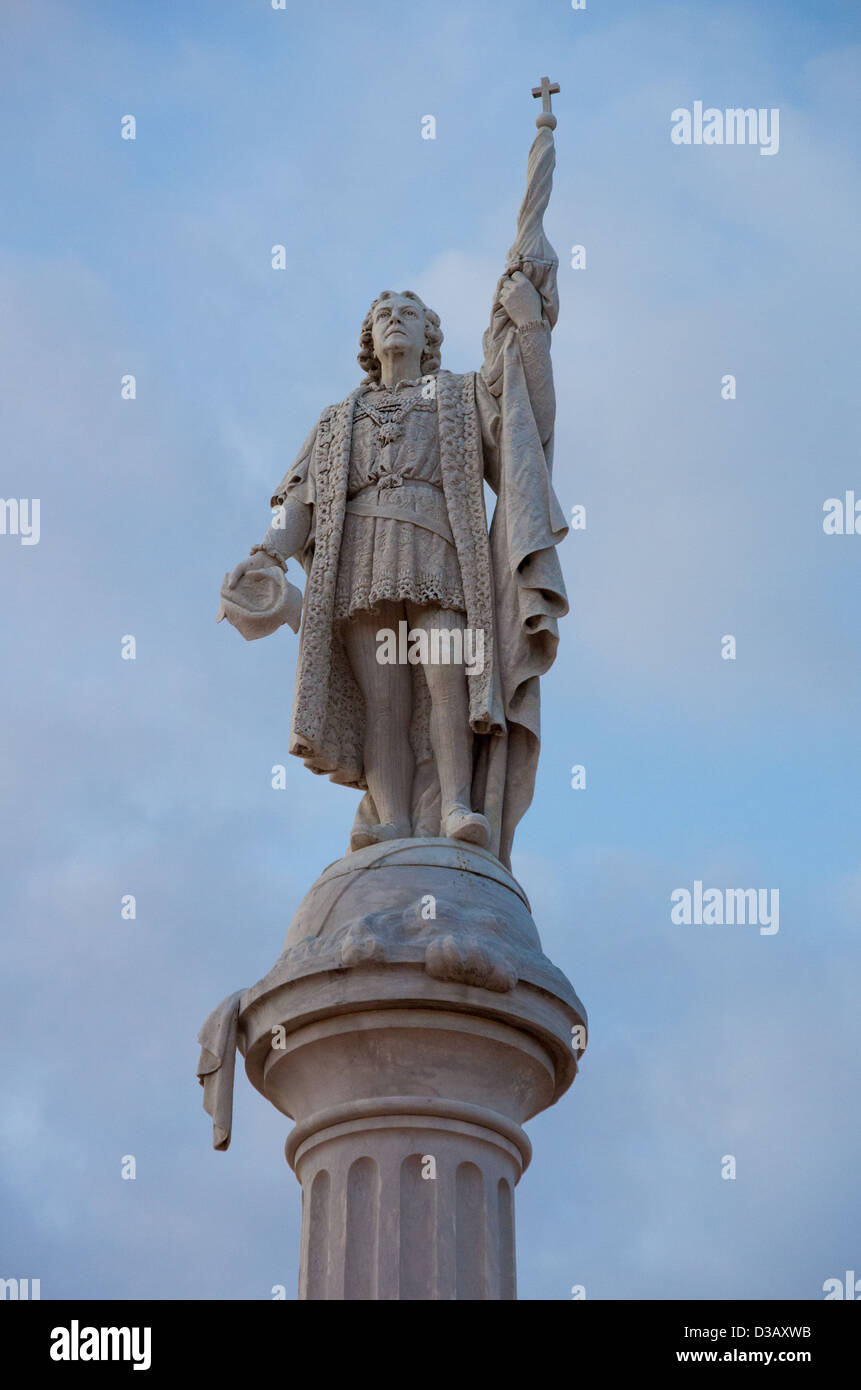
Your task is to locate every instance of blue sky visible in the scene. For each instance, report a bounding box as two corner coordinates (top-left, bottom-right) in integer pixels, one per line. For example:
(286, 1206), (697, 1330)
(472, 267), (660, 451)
(1, 0), (859, 1299)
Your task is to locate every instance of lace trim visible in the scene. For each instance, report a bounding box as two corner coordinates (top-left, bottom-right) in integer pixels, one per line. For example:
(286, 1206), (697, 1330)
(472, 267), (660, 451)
(249, 543), (286, 570)
(335, 574), (466, 620)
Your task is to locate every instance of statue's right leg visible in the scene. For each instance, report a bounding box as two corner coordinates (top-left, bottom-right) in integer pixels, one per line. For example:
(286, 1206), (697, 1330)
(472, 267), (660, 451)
(341, 602), (414, 847)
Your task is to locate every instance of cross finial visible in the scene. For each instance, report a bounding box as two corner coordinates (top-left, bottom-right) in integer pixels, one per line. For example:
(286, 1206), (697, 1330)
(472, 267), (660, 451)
(531, 76), (560, 130)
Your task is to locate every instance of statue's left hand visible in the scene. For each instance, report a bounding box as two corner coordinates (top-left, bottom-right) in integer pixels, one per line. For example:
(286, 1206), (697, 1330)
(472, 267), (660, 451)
(498, 270), (543, 328)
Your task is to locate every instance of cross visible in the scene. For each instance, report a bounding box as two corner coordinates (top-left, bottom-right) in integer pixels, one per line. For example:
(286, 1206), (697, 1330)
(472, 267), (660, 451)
(531, 76), (560, 130)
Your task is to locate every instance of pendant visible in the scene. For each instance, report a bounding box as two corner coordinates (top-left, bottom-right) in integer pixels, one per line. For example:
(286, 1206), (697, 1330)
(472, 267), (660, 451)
(378, 421), (402, 446)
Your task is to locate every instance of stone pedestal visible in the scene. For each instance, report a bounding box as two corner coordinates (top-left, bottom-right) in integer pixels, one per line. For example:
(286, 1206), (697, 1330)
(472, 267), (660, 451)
(238, 839), (586, 1301)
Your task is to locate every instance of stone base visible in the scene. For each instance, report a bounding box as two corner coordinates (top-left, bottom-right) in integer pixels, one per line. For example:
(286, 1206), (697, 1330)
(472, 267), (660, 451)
(238, 840), (586, 1300)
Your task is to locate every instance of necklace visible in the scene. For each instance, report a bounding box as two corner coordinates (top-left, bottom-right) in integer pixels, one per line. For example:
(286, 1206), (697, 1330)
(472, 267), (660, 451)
(359, 386), (426, 492)
(359, 387), (422, 447)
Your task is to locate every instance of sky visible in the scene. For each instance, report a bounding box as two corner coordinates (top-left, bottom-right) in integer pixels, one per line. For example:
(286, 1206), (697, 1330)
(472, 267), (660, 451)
(1, 0), (859, 1301)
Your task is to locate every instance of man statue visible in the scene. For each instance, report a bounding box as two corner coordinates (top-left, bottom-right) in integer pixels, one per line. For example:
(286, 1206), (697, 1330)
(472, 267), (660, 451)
(220, 114), (569, 870)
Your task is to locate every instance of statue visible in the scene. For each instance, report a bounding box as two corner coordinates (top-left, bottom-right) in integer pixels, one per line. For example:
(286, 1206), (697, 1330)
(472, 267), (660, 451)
(200, 88), (587, 1305)
(218, 79), (569, 870)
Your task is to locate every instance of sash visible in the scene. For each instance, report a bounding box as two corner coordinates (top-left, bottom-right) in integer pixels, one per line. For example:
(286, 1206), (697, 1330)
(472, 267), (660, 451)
(344, 479), (454, 546)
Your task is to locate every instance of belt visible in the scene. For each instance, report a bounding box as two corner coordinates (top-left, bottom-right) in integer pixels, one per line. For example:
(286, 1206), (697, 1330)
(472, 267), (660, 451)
(345, 478), (454, 546)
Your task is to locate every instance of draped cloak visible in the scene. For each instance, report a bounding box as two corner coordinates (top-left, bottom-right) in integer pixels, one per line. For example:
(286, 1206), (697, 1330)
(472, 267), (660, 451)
(270, 128), (568, 869)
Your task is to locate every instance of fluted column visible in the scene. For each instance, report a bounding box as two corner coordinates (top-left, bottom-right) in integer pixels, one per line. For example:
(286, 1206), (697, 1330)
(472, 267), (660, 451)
(293, 1108), (521, 1300)
(236, 842), (587, 1301)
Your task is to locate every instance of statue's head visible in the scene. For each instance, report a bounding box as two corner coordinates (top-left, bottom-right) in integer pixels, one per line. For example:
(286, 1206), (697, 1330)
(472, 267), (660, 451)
(358, 290), (443, 383)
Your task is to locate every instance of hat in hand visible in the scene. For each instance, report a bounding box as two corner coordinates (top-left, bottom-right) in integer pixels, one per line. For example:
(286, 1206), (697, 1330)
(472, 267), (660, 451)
(217, 563), (303, 641)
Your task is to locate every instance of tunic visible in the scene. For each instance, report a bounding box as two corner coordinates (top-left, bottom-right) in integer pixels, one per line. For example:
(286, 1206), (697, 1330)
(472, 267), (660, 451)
(278, 376), (466, 621)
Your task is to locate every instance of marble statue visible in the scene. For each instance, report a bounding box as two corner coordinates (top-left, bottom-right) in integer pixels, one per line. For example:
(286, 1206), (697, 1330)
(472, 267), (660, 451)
(201, 84), (588, 1302)
(219, 92), (568, 870)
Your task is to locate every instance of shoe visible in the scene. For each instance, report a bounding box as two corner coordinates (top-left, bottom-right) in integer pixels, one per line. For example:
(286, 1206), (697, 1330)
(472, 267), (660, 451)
(443, 805), (491, 849)
(350, 821), (410, 852)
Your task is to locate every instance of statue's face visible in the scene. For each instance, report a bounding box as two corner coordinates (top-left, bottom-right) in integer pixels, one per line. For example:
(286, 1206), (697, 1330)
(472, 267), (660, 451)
(370, 294), (425, 364)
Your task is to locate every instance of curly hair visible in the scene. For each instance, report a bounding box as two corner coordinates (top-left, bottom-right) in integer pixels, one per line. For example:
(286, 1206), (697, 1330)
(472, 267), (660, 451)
(357, 290), (443, 384)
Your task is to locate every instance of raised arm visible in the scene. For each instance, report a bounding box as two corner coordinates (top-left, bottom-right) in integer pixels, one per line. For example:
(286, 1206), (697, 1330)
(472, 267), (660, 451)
(478, 115), (560, 481)
(477, 269), (556, 494)
(497, 273), (556, 445)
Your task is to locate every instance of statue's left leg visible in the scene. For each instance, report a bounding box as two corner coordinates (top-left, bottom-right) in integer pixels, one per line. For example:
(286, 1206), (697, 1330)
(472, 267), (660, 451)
(405, 602), (491, 849)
